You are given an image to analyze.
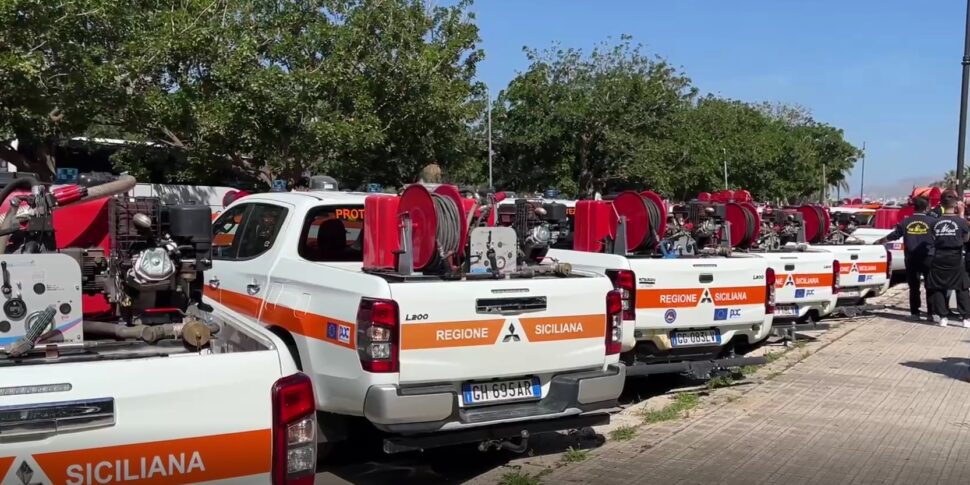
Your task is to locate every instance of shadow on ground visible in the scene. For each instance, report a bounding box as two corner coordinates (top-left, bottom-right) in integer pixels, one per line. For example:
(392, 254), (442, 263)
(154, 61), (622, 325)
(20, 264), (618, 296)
(315, 424), (605, 484)
(900, 357), (970, 381)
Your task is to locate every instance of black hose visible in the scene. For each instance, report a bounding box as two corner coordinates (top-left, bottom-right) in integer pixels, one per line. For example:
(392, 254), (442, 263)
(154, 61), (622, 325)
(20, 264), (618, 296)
(740, 206), (756, 247)
(642, 195), (662, 249)
(0, 177), (40, 206)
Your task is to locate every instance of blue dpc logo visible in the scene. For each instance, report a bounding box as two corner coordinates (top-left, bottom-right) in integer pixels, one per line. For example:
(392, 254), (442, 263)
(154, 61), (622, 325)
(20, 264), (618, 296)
(326, 322), (338, 340)
(664, 309), (677, 324)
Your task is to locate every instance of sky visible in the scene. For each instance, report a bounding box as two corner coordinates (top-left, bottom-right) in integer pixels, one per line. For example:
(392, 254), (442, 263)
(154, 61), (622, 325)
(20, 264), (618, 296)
(466, 0), (967, 198)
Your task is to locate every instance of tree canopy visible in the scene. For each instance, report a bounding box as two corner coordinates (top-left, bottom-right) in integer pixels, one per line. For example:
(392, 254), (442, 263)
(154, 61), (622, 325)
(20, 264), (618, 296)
(492, 39), (860, 202)
(0, 1), (859, 202)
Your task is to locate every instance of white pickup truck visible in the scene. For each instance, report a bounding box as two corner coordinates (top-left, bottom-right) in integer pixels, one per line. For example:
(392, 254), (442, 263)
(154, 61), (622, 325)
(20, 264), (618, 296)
(204, 191), (625, 454)
(548, 249), (773, 378)
(813, 244), (891, 304)
(1, 316), (312, 485)
(748, 249), (839, 323)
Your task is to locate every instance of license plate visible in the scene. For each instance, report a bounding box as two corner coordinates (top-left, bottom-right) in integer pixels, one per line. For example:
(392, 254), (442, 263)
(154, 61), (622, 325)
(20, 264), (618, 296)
(775, 304), (799, 316)
(839, 288), (860, 298)
(461, 377), (541, 406)
(670, 329), (721, 347)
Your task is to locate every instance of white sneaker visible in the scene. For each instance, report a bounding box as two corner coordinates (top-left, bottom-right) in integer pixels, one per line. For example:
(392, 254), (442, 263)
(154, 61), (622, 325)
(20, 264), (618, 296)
(940, 318), (949, 328)
(962, 319), (970, 328)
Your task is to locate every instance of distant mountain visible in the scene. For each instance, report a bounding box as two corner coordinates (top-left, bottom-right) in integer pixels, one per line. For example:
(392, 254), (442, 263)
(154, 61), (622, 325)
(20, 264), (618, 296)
(848, 176), (937, 200)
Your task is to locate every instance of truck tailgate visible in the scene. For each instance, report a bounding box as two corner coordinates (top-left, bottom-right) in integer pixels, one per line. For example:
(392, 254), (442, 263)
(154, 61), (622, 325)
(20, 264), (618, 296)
(0, 351), (282, 484)
(757, 252), (836, 304)
(815, 245), (889, 289)
(390, 276), (614, 384)
(632, 256), (769, 328)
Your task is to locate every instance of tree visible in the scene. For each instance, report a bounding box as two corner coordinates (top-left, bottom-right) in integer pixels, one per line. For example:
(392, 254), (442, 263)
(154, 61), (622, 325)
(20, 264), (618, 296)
(932, 170), (958, 189)
(0, 0), (486, 187)
(491, 37), (695, 198)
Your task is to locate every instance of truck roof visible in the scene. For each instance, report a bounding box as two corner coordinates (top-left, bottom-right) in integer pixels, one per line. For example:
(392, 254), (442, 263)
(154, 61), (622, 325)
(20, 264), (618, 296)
(239, 190), (371, 208)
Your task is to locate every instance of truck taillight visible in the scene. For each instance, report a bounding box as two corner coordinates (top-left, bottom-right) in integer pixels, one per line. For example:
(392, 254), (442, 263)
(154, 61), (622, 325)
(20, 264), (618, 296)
(885, 249), (892, 279)
(272, 373), (316, 485)
(765, 268), (776, 315)
(356, 298), (399, 373)
(832, 260), (840, 295)
(605, 289), (623, 355)
(606, 269), (636, 320)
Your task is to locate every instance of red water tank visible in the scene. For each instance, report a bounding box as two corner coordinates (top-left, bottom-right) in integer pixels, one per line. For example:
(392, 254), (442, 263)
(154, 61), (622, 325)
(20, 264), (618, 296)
(573, 200), (616, 253)
(362, 195), (400, 270)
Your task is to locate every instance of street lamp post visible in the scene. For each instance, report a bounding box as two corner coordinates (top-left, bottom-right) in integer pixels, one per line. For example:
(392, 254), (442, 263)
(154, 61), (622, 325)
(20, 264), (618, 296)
(487, 86), (493, 190)
(957, 0), (970, 194)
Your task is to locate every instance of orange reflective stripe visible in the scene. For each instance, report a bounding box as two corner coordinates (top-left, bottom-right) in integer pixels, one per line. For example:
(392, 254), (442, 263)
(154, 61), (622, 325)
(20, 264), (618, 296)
(32, 429), (271, 484)
(710, 286), (765, 305)
(638, 286), (765, 308)
(775, 273), (834, 288)
(0, 457), (13, 481)
(400, 319), (505, 350)
(637, 289), (704, 308)
(261, 302), (356, 350)
(519, 314), (605, 342)
(840, 262), (887, 274)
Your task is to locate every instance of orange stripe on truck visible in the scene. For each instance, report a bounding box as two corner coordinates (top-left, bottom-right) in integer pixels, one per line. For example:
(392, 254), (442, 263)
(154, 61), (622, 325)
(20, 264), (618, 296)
(208, 287), (356, 349)
(637, 288), (704, 308)
(31, 429), (271, 485)
(520, 314), (605, 342)
(775, 273), (834, 288)
(840, 262), (887, 275)
(400, 319), (506, 349)
(0, 457), (13, 481)
(637, 286), (765, 308)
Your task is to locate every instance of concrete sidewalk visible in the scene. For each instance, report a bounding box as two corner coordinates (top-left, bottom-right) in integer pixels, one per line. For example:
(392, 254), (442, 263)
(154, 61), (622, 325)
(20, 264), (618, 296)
(534, 293), (970, 485)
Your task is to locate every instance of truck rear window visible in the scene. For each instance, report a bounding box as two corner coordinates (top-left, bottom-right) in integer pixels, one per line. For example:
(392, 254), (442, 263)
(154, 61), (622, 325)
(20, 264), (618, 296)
(298, 205), (364, 262)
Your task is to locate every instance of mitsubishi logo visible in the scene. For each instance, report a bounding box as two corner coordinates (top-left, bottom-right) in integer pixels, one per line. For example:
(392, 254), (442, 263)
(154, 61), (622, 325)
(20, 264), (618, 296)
(700, 288), (713, 304)
(785, 274), (795, 287)
(16, 462), (41, 485)
(502, 322), (521, 342)
(851, 263), (859, 273)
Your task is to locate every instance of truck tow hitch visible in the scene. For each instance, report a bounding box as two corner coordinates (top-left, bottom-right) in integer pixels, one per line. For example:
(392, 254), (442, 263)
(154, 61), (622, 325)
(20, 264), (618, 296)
(478, 430), (530, 453)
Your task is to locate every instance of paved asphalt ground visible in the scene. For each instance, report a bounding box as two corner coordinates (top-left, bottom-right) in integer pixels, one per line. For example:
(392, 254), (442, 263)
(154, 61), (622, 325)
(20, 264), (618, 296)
(317, 284), (970, 485)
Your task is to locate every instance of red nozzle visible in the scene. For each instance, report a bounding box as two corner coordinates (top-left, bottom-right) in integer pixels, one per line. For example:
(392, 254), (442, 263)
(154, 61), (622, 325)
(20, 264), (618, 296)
(52, 185), (87, 206)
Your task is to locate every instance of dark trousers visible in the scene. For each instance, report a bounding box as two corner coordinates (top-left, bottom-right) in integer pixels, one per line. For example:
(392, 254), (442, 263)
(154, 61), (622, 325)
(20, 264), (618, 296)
(905, 255), (931, 315)
(931, 288), (970, 318)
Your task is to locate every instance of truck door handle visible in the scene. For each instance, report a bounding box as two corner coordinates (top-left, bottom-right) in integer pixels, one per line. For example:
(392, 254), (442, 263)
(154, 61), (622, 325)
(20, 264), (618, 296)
(785, 264), (795, 271)
(247, 283), (261, 295)
(699, 274), (713, 284)
(850, 255), (859, 260)
(208, 277), (220, 289)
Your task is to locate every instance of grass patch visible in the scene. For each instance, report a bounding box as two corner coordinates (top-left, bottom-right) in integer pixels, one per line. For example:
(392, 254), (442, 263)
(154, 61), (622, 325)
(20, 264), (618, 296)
(764, 352), (781, 363)
(643, 392), (700, 424)
(793, 341), (807, 349)
(609, 425), (637, 442)
(739, 365), (760, 376)
(561, 446), (589, 463)
(499, 471), (541, 485)
(707, 375), (734, 390)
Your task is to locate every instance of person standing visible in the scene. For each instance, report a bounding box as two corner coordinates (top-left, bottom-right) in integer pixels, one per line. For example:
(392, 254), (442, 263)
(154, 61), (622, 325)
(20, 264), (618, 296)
(875, 196), (935, 320)
(928, 191), (970, 327)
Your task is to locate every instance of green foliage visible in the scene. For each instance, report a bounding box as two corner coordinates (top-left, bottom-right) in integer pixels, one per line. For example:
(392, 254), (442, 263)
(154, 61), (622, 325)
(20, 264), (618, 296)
(492, 41), (859, 201)
(499, 471), (542, 485)
(608, 425), (637, 441)
(642, 392), (699, 423)
(0, 0), (486, 186)
(561, 446), (589, 463)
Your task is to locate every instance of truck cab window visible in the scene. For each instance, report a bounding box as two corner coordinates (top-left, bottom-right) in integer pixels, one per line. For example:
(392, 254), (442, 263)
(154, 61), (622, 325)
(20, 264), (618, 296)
(237, 204), (289, 259)
(212, 205), (248, 260)
(299, 205), (364, 262)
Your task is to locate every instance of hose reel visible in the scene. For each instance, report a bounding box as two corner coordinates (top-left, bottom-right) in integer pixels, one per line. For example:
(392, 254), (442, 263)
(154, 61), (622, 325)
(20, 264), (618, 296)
(796, 204), (829, 244)
(611, 191), (667, 252)
(397, 184), (468, 271)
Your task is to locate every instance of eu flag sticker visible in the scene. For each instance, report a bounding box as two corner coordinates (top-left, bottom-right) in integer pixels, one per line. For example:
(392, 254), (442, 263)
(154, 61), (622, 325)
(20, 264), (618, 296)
(714, 308), (728, 321)
(326, 322), (338, 340)
(795, 289), (806, 299)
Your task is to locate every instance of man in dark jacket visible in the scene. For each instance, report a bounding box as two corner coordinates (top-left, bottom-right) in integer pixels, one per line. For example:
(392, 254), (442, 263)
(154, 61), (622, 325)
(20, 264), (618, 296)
(927, 191), (970, 327)
(876, 196), (935, 320)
